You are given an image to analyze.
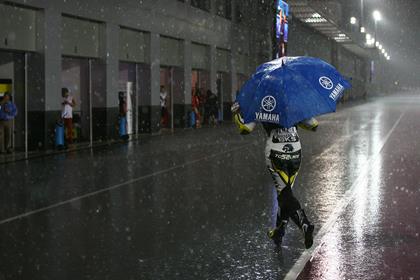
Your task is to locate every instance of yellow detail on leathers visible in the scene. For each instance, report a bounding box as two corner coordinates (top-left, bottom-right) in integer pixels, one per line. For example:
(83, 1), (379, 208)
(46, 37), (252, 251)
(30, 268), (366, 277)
(298, 118), (319, 131)
(273, 164), (299, 186)
(233, 113), (255, 135)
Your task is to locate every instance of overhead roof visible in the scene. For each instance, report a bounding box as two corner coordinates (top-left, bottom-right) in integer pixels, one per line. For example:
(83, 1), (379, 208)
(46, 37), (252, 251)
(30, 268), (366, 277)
(287, 0), (373, 58)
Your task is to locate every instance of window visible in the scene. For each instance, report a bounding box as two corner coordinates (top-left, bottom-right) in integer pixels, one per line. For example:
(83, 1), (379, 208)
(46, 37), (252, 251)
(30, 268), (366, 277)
(216, 0), (232, 20)
(191, 0), (211, 12)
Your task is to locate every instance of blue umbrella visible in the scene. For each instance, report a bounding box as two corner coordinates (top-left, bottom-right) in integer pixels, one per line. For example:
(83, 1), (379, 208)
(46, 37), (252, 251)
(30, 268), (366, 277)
(236, 56), (351, 128)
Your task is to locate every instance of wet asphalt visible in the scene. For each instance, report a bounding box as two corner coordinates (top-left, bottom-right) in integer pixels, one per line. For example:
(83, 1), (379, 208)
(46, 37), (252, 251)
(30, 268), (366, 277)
(0, 95), (419, 280)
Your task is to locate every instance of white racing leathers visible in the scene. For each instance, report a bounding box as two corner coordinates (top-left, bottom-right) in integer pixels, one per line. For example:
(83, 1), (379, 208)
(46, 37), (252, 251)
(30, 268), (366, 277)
(265, 126), (302, 192)
(231, 114), (314, 236)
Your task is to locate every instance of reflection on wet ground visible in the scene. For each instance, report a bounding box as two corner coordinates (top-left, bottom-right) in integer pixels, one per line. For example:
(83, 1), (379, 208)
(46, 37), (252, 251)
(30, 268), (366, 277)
(297, 97), (420, 280)
(0, 96), (419, 279)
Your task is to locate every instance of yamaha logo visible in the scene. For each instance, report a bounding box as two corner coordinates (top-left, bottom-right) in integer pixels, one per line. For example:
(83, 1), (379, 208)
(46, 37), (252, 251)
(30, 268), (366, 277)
(261, 95), (276, 112)
(319, 76), (334, 90)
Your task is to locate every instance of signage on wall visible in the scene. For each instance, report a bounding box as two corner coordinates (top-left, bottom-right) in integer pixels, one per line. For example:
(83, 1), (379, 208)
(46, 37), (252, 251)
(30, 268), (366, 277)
(275, 0), (289, 58)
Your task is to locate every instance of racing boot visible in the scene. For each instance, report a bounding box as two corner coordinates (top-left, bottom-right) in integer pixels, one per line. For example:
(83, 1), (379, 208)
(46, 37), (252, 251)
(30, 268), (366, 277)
(267, 220), (288, 246)
(290, 209), (314, 249)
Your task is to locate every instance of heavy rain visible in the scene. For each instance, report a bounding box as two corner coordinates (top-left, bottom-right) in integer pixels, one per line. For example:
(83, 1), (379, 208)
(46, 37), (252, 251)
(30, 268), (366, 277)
(0, 0), (419, 279)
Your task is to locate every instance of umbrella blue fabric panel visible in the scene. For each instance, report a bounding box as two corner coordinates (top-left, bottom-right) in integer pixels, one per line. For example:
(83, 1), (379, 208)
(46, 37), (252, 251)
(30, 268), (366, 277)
(236, 57), (351, 128)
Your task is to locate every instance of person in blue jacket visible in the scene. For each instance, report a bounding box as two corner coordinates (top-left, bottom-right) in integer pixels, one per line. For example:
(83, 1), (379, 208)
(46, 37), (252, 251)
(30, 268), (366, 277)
(231, 102), (317, 249)
(0, 92), (18, 154)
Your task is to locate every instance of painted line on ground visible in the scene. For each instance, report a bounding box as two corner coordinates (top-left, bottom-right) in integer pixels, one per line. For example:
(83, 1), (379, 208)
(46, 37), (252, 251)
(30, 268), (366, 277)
(0, 141), (257, 226)
(283, 111), (405, 280)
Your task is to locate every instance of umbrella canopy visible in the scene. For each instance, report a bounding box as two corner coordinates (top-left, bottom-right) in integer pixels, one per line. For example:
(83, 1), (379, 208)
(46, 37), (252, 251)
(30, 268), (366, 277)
(236, 56), (351, 128)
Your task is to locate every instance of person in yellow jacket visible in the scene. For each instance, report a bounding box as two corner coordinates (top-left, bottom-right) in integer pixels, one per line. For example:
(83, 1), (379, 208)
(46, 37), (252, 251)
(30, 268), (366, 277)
(231, 102), (318, 249)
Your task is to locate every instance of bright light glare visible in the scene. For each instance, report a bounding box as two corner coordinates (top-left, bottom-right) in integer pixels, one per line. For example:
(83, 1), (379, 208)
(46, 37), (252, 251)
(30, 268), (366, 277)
(366, 33), (372, 40)
(375, 41), (380, 47)
(350, 17), (357, 25)
(361, 26), (366, 33)
(373, 10), (382, 21)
